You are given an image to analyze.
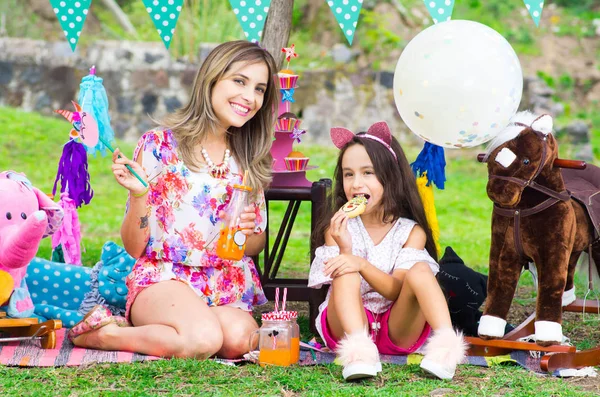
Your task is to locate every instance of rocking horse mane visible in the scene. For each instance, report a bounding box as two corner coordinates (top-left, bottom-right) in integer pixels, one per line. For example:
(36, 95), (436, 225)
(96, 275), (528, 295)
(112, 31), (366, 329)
(484, 111), (549, 160)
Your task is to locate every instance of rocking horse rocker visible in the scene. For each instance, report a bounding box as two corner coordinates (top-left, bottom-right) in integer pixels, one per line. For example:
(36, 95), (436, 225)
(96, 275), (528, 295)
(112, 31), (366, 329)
(471, 111), (600, 372)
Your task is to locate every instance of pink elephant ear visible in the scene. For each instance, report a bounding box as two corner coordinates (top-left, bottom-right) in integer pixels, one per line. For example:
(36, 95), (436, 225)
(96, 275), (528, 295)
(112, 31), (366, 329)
(32, 187), (64, 238)
(367, 121), (393, 145)
(330, 127), (355, 149)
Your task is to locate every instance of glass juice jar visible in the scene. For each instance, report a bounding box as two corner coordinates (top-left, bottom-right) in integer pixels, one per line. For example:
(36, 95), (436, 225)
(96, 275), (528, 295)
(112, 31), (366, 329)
(216, 184), (252, 261)
(249, 312), (293, 367)
(282, 311), (300, 364)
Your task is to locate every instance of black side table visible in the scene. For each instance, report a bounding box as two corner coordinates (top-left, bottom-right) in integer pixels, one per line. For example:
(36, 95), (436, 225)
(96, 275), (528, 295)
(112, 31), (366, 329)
(253, 178), (331, 333)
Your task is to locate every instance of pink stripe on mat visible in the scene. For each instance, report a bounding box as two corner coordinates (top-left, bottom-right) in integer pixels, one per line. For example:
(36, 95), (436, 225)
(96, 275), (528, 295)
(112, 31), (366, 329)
(38, 328), (66, 366)
(0, 329), (161, 367)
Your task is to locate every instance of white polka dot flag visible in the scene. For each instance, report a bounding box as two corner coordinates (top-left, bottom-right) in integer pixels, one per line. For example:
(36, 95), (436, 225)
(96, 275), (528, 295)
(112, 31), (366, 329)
(326, 0), (363, 45)
(422, 0), (455, 24)
(523, 0), (544, 27)
(143, 0), (184, 50)
(229, 0), (271, 43)
(49, 0), (92, 51)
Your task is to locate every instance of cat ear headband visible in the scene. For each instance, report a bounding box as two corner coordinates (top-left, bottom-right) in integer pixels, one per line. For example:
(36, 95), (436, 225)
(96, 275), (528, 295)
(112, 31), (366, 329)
(330, 121), (397, 161)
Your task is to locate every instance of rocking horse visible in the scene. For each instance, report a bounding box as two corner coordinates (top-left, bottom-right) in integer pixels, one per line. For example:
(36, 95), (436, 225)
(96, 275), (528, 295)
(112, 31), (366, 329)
(469, 111), (600, 372)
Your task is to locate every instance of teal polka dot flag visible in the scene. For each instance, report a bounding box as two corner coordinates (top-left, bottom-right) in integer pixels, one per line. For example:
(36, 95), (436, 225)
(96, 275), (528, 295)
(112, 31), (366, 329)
(229, 0), (272, 43)
(423, 0), (455, 24)
(143, 0), (184, 49)
(523, 0), (544, 27)
(326, 0), (364, 45)
(49, 0), (92, 51)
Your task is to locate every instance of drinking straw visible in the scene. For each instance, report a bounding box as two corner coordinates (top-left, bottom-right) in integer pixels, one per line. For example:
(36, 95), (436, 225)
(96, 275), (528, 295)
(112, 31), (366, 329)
(282, 288), (287, 312)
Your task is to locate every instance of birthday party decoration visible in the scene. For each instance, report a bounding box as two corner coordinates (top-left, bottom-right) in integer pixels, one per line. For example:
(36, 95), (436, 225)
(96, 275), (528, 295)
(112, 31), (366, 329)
(55, 101), (99, 147)
(326, 0), (364, 45)
(142, 0), (184, 49)
(77, 66), (115, 156)
(54, 101), (95, 208)
(423, 0), (455, 24)
(229, 0), (272, 43)
(523, 0), (544, 27)
(49, 0), (92, 51)
(290, 127), (306, 143)
(282, 44), (298, 64)
(393, 20), (523, 148)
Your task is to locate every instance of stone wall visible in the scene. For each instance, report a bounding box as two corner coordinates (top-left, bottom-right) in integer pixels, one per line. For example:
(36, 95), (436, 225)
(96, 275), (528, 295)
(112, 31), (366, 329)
(0, 37), (432, 146)
(0, 37), (592, 154)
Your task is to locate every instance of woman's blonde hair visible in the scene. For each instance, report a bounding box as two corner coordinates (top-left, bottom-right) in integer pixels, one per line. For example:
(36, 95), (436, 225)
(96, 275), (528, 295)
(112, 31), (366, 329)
(159, 40), (278, 196)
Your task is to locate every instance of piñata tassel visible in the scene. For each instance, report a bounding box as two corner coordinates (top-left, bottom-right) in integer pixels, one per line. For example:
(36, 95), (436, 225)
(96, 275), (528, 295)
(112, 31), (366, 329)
(51, 192), (82, 266)
(53, 140), (93, 208)
(78, 66), (115, 156)
(416, 173), (441, 255)
(411, 142), (446, 190)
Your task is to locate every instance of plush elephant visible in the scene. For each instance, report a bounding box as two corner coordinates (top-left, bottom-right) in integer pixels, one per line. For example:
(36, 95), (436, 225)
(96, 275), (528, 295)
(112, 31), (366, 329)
(0, 171), (63, 317)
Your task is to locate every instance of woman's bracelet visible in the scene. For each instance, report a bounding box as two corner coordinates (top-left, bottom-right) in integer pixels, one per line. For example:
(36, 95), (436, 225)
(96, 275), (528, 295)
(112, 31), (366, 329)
(131, 188), (149, 198)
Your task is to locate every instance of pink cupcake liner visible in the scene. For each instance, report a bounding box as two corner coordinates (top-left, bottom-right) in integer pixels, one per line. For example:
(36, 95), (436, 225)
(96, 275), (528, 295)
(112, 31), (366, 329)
(284, 157), (309, 171)
(279, 75), (298, 90)
(275, 118), (300, 132)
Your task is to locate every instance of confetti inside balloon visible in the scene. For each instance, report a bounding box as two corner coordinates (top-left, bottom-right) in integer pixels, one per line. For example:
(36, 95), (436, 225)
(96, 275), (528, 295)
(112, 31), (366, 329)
(393, 20), (523, 148)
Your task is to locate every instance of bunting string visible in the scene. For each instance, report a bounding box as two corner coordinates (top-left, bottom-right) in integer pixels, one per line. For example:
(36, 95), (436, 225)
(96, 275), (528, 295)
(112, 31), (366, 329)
(48, 0), (546, 52)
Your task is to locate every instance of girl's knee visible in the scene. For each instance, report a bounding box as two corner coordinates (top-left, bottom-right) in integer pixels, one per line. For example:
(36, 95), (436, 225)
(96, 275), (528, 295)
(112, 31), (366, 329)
(406, 262), (434, 283)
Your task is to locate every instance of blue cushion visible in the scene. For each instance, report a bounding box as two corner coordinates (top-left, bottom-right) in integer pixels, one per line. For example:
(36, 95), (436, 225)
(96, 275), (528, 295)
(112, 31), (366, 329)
(26, 257), (91, 310)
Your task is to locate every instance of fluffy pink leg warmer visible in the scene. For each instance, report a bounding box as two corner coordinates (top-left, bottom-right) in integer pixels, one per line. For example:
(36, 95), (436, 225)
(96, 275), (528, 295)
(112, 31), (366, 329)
(420, 328), (468, 380)
(336, 329), (381, 381)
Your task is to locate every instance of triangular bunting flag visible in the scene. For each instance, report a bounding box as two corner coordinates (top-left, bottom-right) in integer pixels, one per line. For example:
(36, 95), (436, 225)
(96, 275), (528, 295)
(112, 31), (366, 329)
(229, 0), (272, 43)
(422, 0), (455, 24)
(142, 0), (184, 49)
(523, 0), (544, 27)
(49, 0), (92, 51)
(326, 0), (363, 45)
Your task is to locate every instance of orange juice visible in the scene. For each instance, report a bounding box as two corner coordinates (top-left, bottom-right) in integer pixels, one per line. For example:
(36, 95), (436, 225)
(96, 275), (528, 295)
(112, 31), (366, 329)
(216, 226), (246, 261)
(259, 348), (292, 367)
(291, 337), (300, 364)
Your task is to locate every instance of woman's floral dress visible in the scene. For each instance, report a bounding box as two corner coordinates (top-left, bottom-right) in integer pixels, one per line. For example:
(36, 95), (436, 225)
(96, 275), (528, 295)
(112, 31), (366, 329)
(124, 129), (267, 318)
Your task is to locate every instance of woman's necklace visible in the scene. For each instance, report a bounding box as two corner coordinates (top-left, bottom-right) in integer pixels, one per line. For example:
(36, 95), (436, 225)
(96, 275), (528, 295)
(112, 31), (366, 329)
(200, 146), (231, 179)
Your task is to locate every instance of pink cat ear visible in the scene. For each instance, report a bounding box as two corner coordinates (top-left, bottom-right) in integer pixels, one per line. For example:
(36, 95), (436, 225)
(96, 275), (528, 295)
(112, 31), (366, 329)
(330, 127), (355, 149)
(367, 121), (392, 145)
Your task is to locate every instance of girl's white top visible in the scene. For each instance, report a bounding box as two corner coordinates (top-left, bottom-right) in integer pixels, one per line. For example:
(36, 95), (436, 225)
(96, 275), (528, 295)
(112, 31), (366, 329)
(308, 216), (439, 339)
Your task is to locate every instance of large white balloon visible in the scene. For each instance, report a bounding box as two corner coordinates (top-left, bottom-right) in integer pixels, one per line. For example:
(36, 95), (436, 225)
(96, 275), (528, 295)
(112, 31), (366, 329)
(393, 20), (523, 148)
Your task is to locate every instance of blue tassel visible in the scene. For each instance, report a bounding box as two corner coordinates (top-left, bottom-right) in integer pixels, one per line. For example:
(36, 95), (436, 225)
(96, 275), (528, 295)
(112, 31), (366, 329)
(78, 70), (115, 156)
(411, 142), (446, 190)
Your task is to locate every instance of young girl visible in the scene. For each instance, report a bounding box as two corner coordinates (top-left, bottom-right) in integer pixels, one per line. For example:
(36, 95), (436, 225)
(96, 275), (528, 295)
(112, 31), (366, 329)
(308, 121), (467, 381)
(68, 41), (279, 359)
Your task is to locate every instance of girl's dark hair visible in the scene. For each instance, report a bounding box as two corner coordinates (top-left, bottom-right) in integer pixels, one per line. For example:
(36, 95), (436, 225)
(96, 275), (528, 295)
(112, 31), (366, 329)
(313, 133), (438, 262)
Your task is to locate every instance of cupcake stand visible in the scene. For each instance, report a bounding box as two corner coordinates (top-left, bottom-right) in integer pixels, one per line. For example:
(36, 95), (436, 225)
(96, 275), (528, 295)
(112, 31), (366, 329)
(270, 90), (316, 188)
(255, 55), (331, 335)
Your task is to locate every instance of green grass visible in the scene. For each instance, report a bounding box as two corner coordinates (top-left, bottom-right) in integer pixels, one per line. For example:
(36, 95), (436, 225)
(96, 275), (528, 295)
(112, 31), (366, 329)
(0, 357), (598, 396)
(1, 106), (599, 395)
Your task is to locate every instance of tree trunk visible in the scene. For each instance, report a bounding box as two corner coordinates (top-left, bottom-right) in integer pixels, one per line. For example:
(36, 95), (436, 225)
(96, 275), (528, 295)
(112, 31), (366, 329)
(99, 0), (138, 36)
(261, 0), (294, 69)
(303, 0), (322, 25)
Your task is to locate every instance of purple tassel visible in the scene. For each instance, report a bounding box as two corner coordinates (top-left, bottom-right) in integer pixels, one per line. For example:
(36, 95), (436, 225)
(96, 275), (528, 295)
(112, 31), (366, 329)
(53, 140), (94, 208)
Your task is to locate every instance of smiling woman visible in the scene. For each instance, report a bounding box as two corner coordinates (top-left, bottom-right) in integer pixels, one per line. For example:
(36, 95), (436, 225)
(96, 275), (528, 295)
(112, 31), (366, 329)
(68, 41), (280, 361)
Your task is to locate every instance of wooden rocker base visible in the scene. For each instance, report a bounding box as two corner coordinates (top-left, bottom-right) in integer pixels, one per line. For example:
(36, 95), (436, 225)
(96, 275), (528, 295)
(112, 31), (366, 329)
(0, 311), (62, 349)
(467, 299), (600, 373)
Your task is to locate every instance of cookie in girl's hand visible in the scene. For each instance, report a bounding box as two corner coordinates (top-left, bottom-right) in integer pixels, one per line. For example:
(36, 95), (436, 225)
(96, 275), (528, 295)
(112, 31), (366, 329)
(341, 195), (368, 218)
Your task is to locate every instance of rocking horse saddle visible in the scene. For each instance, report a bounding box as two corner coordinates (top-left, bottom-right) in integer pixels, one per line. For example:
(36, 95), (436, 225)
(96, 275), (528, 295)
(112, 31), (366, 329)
(562, 164), (600, 238)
